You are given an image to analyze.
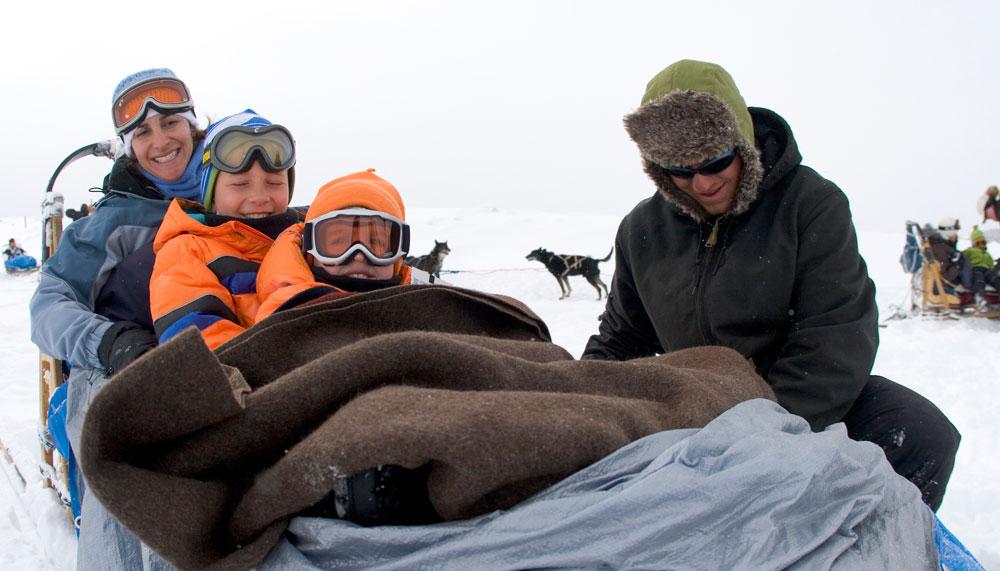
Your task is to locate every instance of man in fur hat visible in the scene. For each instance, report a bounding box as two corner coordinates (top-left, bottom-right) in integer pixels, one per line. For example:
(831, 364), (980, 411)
(583, 59), (960, 511)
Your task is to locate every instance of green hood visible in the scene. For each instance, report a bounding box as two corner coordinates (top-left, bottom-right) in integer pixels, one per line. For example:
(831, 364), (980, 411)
(641, 59), (755, 148)
(625, 59), (763, 222)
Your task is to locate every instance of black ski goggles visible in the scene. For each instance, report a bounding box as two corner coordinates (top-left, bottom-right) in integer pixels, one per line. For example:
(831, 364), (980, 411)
(112, 77), (194, 135)
(205, 124), (296, 174)
(303, 208), (410, 266)
(659, 148), (737, 179)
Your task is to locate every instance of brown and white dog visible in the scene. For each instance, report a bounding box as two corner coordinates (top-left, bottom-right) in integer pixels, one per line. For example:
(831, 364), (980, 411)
(526, 247), (612, 300)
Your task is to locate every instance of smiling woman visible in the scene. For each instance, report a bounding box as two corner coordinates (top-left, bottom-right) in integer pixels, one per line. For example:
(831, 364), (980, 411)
(28, 67), (207, 569)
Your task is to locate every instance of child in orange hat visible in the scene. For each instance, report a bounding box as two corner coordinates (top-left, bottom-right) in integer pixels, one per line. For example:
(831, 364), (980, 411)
(256, 168), (434, 320)
(256, 168), (443, 526)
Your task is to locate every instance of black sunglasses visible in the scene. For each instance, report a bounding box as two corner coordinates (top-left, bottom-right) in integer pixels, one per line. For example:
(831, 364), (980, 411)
(660, 149), (737, 179)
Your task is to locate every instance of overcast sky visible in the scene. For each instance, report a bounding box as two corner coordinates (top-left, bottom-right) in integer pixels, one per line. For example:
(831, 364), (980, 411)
(3, 0), (998, 233)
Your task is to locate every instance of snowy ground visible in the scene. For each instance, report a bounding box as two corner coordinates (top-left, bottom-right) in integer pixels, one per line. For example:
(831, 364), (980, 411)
(1, 210), (997, 569)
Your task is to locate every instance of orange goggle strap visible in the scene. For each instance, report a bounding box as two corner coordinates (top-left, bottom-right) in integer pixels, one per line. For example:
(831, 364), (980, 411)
(112, 77), (193, 135)
(302, 208), (410, 266)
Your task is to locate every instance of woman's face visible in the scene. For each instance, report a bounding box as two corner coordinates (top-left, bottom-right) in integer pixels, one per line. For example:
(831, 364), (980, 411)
(130, 114), (195, 181)
(212, 163), (290, 218)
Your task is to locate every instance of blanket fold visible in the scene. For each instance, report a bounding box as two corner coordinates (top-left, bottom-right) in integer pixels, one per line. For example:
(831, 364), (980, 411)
(82, 285), (775, 570)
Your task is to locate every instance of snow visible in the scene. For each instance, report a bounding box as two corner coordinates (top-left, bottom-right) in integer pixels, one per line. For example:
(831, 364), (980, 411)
(1, 210), (998, 569)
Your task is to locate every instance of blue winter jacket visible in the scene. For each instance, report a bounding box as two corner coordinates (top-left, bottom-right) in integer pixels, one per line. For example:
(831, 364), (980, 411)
(30, 158), (176, 369)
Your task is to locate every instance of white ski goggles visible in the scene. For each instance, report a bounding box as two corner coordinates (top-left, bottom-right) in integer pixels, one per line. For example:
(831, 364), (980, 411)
(302, 208), (410, 266)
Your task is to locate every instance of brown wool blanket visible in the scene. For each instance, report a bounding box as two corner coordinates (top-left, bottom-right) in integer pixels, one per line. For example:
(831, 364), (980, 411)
(81, 285), (775, 570)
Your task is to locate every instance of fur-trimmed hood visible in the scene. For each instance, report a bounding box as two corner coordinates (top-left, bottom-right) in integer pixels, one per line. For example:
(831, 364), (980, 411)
(624, 60), (765, 222)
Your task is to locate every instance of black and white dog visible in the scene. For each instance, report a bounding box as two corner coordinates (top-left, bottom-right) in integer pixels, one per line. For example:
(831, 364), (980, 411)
(406, 240), (451, 277)
(526, 247), (612, 300)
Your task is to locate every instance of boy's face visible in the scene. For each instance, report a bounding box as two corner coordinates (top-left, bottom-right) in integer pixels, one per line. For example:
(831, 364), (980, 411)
(213, 163), (289, 218)
(311, 253), (395, 280)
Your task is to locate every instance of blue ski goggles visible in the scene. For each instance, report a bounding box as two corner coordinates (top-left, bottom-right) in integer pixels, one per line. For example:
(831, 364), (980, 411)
(303, 208), (410, 266)
(204, 124), (296, 174)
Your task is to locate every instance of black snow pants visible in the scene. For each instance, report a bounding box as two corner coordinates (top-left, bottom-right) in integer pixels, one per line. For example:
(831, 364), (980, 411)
(970, 266), (1000, 296)
(841, 375), (961, 512)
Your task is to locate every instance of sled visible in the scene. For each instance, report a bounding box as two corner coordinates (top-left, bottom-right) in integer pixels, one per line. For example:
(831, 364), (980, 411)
(37, 140), (118, 520)
(901, 221), (1000, 319)
(4, 266), (40, 276)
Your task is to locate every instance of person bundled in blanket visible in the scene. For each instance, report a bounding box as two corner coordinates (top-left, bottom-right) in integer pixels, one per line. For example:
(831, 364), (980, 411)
(255, 168), (438, 525)
(255, 168), (435, 320)
(3, 238), (37, 273)
(150, 110), (301, 349)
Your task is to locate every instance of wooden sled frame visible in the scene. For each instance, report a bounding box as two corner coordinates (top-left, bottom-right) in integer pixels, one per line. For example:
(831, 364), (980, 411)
(36, 142), (118, 523)
(37, 206), (73, 519)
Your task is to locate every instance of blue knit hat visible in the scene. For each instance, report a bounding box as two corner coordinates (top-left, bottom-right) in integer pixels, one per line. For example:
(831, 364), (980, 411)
(112, 68), (179, 105)
(199, 109), (296, 211)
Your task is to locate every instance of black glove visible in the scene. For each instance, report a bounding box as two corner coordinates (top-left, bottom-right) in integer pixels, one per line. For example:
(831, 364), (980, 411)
(98, 321), (157, 374)
(302, 464), (439, 526)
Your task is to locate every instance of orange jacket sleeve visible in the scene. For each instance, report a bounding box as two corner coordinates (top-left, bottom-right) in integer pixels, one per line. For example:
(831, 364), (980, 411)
(255, 224), (336, 321)
(150, 233), (248, 349)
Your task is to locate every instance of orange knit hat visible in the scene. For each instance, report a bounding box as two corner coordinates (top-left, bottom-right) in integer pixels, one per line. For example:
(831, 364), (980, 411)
(305, 168), (408, 274)
(306, 168), (404, 223)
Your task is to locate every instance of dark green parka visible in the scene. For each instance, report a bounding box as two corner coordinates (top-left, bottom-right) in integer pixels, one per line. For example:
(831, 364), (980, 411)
(584, 106), (879, 431)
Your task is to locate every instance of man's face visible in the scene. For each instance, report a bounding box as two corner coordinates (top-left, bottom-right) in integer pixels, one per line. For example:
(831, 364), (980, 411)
(668, 153), (743, 216)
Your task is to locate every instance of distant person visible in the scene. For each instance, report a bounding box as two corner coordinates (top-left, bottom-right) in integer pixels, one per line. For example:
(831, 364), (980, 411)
(256, 168), (430, 321)
(3, 238), (25, 259)
(29, 67), (205, 569)
(977, 185), (1000, 244)
(962, 225), (1000, 310)
(150, 110), (300, 349)
(582, 59), (960, 511)
(3, 238), (37, 273)
(928, 218), (972, 290)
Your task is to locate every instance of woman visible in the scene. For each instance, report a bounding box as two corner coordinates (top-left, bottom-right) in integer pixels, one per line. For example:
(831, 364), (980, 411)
(28, 67), (204, 568)
(31, 67), (204, 375)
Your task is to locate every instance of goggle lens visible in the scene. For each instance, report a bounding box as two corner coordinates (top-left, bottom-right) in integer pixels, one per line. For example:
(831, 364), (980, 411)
(662, 149), (737, 179)
(113, 78), (192, 134)
(305, 208), (410, 266)
(209, 125), (296, 174)
(315, 216), (400, 259)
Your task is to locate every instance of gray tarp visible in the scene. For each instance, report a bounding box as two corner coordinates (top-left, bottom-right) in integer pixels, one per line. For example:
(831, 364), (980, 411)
(260, 399), (938, 570)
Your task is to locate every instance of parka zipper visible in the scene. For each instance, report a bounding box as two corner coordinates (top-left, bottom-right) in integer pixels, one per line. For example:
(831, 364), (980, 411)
(691, 217), (725, 345)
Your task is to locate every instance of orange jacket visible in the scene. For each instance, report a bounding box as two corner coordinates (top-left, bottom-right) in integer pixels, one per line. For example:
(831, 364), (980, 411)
(151, 199), (291, 349)
(255, 223), (413, 321)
